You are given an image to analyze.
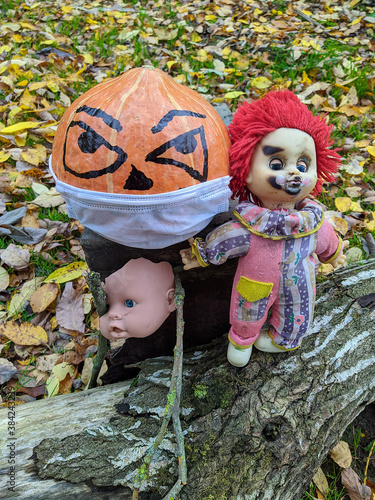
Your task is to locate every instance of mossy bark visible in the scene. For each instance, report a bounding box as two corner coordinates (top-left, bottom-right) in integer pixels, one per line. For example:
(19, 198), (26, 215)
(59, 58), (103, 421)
(1, 260), (375, 500)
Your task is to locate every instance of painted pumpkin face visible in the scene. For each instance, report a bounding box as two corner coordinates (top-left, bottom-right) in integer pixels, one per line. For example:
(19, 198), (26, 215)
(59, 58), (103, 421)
(51, 68), (231, 195)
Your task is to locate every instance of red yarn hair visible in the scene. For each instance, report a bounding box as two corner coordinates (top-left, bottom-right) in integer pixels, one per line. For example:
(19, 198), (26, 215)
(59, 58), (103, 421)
(229, 90), (341, 202)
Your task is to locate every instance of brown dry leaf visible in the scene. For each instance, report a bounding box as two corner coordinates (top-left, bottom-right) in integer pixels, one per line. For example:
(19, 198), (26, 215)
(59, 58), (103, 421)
(61, 349), (84, 365)
(313, 467), (329, 498)
(341, 468), (371, 500)
(316, 489), (326, 499)
(36, 353), (61, 373)
(0, 321), (48, 346)
(30, 283), (59, 313)
(59, 373), (73, 394)
(55, 281), (85, 333)
(330, 441), (352, 468)
(1, 243), (30, 270)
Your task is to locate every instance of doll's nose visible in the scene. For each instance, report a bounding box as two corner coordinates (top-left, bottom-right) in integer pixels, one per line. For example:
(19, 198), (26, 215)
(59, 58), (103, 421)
(108, 310), (123, 320)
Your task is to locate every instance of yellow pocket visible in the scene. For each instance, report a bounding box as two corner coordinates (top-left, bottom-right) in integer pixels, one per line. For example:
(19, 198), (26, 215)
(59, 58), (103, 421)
(236, 277), (273, 303)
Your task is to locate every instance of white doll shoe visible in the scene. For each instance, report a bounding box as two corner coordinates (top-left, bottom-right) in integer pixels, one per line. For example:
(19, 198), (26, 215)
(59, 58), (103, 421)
(254, 330), (285, 353)
(227, 342), (253, 367)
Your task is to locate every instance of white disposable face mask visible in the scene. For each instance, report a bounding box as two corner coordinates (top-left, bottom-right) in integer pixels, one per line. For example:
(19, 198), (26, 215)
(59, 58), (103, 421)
(49, 157), (231, 249)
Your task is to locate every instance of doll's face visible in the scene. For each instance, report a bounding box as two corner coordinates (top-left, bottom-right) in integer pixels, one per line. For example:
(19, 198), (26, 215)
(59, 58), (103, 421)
(245, 128), (317, 209)
(99, 259), (175, 341)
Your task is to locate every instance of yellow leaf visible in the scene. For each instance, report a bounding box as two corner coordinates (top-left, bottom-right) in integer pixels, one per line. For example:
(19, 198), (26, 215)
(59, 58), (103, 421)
(349, 0), (361, 6)
(62, 5), (72, 13)
(350, 201), (362, 212)
(331, 217), (349, 236)
(0, 121), (41, 135)
(205, 15), (217, 21)
(41, 40), (55, 45)
(0, 266), (9, 292)
(167, 60), (179, 70)
(46, 362), (75, 397)
(8, 107), (23, 119)
(30, 283), (59, 313)
(0, 45), (12, 54)
(195, 49), (210, 63)
(83, 54), (94, 64)
(8, 278), (44, 318)
(47, 81), (60, 92)
(335, 197), (353, 212)
(12, 34), (24, 43)
(0, 150), (10, 162)
(252, 77), (272, 89)
(225, 91), (246, 99)
(302, 71), (312, 85)
(44, 261), (88, 284)
(313, 467), (329, 499)
(191, 32), (202, 43)
(21, 144), (47, 166)
(17, 80), (28, 87)
(29, 81), (47, 91)
(0, 321), (48, 346)
(173, 74), (187, 84)
(363, 219), (375, 231)
(367, 146), (375, 157)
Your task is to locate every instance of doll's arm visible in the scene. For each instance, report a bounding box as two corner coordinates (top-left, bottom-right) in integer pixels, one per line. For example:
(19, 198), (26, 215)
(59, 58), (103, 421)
(330, 240), (349, 268)
(180, 221), (250, 271)
(180, 238), (201, 270)
(316, 220), (348, 267)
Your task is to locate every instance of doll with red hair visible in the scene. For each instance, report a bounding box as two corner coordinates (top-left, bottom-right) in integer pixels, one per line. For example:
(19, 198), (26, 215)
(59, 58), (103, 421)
(181, 89), (347, 367)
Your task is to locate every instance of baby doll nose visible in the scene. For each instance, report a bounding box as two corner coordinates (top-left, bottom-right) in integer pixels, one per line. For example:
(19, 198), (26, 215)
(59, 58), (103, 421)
(108, 309), (123, 320)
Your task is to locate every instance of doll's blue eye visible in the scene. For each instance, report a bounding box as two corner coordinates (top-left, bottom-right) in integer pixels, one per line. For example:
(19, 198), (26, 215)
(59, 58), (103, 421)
(124, 299), (136, 308)
(297, 160), (308, 173)
(269, 158), (283, 170)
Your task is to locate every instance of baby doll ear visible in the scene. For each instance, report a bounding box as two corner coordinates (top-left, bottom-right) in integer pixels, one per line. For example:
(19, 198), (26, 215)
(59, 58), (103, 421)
(166, 288), (176, 312)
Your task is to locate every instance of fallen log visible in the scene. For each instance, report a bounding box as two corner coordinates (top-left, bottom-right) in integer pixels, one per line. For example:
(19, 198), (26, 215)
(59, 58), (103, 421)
(1, 259), (375, 500)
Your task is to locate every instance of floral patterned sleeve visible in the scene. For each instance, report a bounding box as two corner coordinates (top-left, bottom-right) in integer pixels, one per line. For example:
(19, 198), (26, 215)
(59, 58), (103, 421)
(191, 220), (250, 267)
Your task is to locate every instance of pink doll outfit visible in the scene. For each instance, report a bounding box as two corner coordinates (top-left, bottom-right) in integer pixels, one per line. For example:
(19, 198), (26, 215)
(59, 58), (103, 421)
(192, 199), (342, 350)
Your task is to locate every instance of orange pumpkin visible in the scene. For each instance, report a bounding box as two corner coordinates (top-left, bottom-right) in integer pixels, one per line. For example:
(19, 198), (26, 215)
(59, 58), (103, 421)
(51, 67), (231, 195)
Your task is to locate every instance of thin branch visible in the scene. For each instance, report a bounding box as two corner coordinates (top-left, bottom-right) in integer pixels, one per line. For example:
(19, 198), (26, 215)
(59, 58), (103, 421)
(133, 275), (186, 498)
(86, 271), (110, 389)
(364, 440), (375, 486)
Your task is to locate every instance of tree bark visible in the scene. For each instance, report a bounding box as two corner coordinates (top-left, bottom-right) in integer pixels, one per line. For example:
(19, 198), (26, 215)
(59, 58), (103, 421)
(1, 259), (375, 500)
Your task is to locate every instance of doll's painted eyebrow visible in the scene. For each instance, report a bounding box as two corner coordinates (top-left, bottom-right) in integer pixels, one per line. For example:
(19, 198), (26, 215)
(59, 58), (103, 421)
(263, 146), (284, 155)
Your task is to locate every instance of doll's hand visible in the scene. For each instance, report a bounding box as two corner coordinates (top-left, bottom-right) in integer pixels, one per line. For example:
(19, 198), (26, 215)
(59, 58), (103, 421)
(331, 240), (349, 269)
(180, 238), (201, 270)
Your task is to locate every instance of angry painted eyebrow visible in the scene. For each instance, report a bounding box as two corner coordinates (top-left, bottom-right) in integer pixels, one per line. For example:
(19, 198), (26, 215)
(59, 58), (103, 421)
(75, 105), (123, 132)
(262, 146), (284, 155)
(151, 110), (206, 134)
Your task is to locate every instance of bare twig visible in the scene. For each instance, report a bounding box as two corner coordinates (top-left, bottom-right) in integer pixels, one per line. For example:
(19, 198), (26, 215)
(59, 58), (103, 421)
(133, 275), (186, 499)
(363, 440), (375, 486)
(86, 271), (110, 389)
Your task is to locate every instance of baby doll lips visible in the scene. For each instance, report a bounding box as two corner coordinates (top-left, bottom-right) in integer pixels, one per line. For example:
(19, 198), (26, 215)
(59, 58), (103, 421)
(284, 178), (302, 195)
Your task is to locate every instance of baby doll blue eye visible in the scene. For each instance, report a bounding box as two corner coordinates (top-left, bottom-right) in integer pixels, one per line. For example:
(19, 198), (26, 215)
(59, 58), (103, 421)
(297, 165), (307, 173)
(124, 299), (136, 307)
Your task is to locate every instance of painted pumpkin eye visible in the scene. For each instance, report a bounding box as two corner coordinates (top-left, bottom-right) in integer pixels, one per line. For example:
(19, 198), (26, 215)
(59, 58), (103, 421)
(145, 110), (208, 183)
(63, 107), (127, 180)
(124, 299), (136, 308)
(269, 158), (284, 171)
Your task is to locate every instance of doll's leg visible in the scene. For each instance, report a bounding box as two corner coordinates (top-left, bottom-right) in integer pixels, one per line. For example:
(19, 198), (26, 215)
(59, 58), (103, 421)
(228, 297), (273, 366)
(256, 291), (312, 352)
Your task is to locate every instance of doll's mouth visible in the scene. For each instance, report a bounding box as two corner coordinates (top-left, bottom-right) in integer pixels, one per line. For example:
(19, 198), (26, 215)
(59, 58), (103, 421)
(268, 175), (302, 195)
(284, 180), (302, 194)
